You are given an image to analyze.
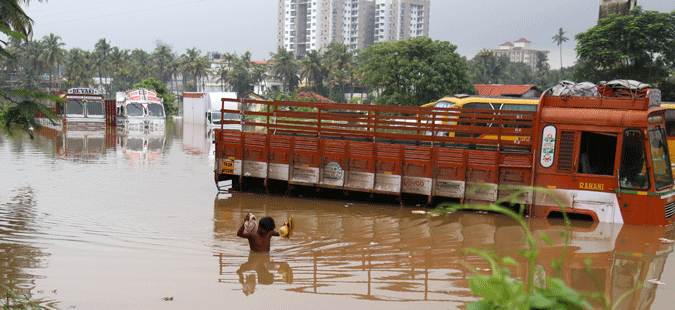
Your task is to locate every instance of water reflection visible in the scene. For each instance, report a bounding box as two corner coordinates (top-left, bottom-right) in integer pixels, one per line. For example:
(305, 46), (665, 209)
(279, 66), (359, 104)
(116, 128), (166, 163)
(34, 126), (114, 160)
(182, 121), (213, 158)
(234, 252), (293, 295)
(213, 192), (674, 307)
(0, 187), (54, 307)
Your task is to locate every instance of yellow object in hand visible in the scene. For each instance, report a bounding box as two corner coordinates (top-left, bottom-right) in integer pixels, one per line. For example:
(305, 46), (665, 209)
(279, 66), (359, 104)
(279, 216), (295, 238)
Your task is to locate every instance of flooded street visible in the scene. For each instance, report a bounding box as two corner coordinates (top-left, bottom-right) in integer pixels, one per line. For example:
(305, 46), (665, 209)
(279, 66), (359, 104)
(1, 119), (674, 310)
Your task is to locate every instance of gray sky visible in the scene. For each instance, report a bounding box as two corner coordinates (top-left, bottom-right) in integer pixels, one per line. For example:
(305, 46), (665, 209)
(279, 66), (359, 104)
(23, 0), (675, 70)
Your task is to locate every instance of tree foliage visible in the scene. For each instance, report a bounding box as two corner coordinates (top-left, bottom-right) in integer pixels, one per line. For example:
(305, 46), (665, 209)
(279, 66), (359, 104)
(358, 37), (472, 106)
(575, 6), (675, 85)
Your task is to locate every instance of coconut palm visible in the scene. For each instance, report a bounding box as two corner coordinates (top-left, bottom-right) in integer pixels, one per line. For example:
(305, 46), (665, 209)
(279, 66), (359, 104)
(213, 65), (230, 92)
(39, 33), (65, 93)
(552, 28), (569, 71)
(153, 43), (173, 84)
(64, 48), (92, 88)
(93, 38), (111, 93)
(477, 48), (494, 84)
(300, 49), (323, 93)
(192, 56), (211, 91)
(270, 46), (298, 93)
(181, 47), (201, 91)
(108, 47), (130, 92)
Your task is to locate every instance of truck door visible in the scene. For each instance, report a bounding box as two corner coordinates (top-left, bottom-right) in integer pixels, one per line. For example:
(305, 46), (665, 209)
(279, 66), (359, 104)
(617, 129), (649, 225)
(573, 130), (621, 222)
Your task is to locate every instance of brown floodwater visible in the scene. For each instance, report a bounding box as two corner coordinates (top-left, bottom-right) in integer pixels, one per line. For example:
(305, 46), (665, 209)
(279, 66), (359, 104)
(1, 119), (673, 310)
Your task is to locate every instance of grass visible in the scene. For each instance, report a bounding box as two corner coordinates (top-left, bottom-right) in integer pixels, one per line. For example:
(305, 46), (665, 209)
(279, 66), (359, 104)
(0, 285), (39, 310)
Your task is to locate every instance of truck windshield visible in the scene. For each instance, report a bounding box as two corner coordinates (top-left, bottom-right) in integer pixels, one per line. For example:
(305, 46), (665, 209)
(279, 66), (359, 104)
(649, 128), (673, 190)
(127, 103), (144, 117)
(212, 112), (240, 124)
(620, 130), (648, 189)
(147, 103), (165, 117)
(86, 100), (104, 116)
(65, 100), (85, 116)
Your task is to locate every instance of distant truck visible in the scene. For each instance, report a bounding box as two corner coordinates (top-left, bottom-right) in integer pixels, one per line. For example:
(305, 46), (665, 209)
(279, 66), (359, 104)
(182, 92), (241, 131)
(116, 88), (166, 133)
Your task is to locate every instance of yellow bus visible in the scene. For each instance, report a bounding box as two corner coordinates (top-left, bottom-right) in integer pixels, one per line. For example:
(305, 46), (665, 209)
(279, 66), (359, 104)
(421, 95), (539, 140)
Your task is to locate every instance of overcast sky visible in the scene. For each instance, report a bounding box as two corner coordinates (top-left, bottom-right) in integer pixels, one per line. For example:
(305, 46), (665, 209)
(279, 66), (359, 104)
(23, 0), (675, 70)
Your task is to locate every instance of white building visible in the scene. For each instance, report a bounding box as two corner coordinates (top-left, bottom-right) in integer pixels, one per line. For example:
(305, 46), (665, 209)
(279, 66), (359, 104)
(374, 0), (430, 43)
(278, 0), (429, 59)
(491, 38), (549, 71)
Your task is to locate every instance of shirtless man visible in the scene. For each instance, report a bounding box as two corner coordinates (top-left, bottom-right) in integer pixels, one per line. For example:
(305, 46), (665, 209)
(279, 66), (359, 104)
(237, 214), (280, 252)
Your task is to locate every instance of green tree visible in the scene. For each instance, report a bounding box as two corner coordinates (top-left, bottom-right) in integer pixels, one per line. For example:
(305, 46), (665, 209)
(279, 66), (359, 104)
(477, 48), (494, 84)
(323, 43), (353, 102)
(551, 28), (568, 71)
(212, 65), (230, 92)
(270, 46), (298, 93)
(300, 49), (324, 94)
(152, 41), (173, 85)
(63, 47), (92, 88)
(93, 38), (111, 94)
(1, 0), (60, 138)
(358, 37), (472, 106)
(40, 33), (65, 93)
(134, 77), (177, 115)
(575, 6), (675, 90)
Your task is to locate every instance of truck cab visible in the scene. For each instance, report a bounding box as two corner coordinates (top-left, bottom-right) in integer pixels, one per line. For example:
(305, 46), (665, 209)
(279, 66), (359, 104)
(532, 90), (675, 226)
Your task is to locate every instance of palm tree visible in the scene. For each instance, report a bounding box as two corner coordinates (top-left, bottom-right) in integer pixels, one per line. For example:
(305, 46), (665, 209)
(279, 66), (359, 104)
(64, 48), (92, 88)
(552, 28), (569, 71)
(94, 38), (111, 93)
(213, 65), (230, 91)
(477, 48), (494, 84)
(323, 43), (353, 102)
(181, 47), (201, 91)
(39, 33), (65, 93)
(153, 43), (173, 84)
(166, 59), (181, 93)
(193, 56), (211, 92)
(270, 47), (298, 93)
(108, 47), (129, 92)
(300, 49), (323, 93)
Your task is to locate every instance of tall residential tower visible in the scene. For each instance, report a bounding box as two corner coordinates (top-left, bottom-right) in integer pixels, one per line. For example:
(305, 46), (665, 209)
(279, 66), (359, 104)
(277, 0), (430, 59)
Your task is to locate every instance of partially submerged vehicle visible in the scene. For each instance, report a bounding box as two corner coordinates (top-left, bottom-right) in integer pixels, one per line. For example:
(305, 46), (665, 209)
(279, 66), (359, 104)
(116, 88), (166, 133)
(213, 81), (674, 226)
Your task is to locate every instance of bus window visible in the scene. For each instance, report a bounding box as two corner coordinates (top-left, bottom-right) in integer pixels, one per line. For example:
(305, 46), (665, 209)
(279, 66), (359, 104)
(578, 131), (617, 176)
(501, 104), (538, 112)
(620, 130), (648, 189)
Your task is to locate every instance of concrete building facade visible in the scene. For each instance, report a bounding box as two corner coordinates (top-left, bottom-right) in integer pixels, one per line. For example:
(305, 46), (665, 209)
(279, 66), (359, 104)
(491, 38), (549, 71)
(278, 0), (429, 59)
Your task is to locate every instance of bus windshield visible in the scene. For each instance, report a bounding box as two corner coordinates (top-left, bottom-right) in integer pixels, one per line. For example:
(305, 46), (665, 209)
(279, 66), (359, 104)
(649, 128), (673, 190)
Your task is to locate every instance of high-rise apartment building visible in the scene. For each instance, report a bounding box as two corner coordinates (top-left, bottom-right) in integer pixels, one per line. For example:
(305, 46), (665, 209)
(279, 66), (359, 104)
(277, 0), (430, 59)
(374, 0), (430, 43)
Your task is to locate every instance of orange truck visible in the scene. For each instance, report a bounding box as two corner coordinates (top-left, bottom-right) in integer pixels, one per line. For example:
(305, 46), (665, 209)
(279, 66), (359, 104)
(214, 88), (674, 226)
